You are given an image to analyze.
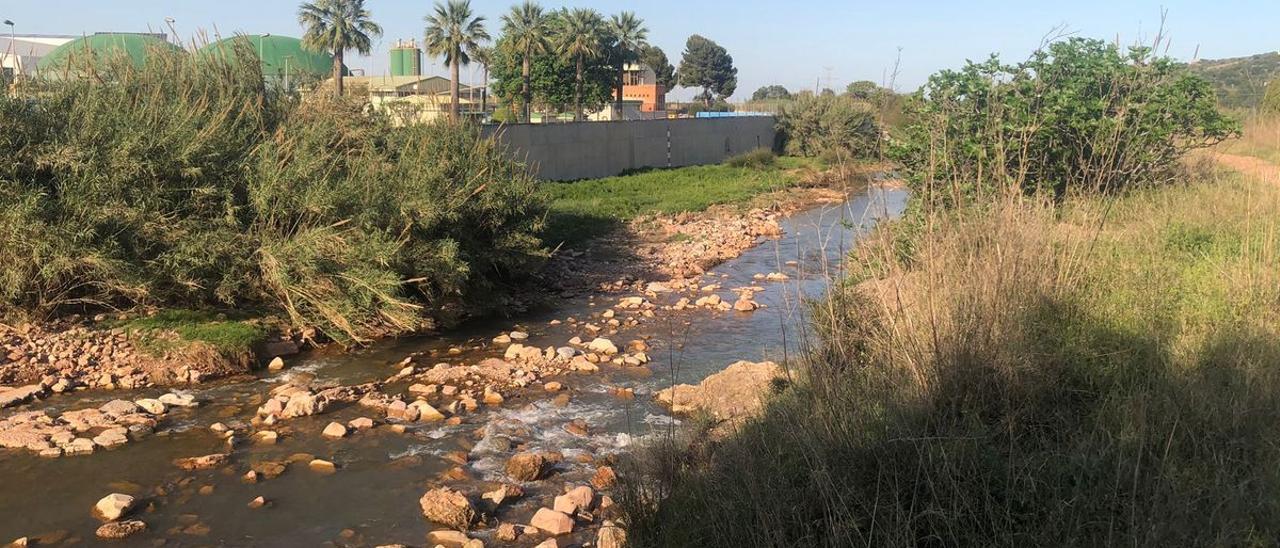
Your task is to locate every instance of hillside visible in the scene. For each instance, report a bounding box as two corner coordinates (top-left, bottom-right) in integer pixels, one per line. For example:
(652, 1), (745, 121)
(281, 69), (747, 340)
(1189, 51), (1280, 109)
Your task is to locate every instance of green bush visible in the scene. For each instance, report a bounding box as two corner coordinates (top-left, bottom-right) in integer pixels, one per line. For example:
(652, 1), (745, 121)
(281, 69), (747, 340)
(722, 148), (776, 169)
(1262, 78), (1280, 115)
(0, 47), (546, 342)
(894, 38), (1239, 206)
(775, 94), (880, 158)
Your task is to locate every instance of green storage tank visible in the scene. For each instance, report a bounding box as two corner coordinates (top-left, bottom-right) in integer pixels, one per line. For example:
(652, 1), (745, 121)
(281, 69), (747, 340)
(37, 33), (183, 74)
(390, 39), (422, 77)
(200, 35), (344, 81)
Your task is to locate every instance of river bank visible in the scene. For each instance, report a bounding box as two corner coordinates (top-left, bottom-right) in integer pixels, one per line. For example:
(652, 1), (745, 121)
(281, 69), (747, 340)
(1, 173), (907, 546)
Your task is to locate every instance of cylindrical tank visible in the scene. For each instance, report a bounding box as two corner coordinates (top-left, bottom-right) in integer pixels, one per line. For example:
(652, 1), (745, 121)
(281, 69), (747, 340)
(390, 42), (405, 77)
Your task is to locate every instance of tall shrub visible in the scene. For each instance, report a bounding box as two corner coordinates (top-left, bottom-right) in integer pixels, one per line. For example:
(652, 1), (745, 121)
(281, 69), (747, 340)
(776, 94), (880, 158)
(894, 38), (1238, 206)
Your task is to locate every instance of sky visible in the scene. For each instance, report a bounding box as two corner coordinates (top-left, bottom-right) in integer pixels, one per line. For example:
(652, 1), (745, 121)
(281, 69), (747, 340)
(4, 0), (1278, 101)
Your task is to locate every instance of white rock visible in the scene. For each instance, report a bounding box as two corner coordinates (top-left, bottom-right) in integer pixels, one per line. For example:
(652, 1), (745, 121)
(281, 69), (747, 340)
(93, 493), (135, 521)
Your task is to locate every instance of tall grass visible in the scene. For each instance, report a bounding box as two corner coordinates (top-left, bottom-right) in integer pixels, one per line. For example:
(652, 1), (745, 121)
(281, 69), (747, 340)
(0, 45), (546, 342)
(619, 36), (1279, 547)
(621, 169), (1280, 546)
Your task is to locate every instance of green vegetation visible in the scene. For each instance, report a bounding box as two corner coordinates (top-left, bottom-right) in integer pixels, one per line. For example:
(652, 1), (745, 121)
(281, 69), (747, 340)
(0, 49), (545, 344)
(776, 93), (880, 159)
(297, 0), (382, 97)
(622, 35), (1277, 547)
(424, 0), (490, 120)
(751, 85), (791, 101)
(114, 310), (269, 357)
(622, 173), (1280, 546)
(895, 38), (1238, 204)
(1188, 51), (1280, 110)
(1264, 78), (1280, 115)
(677, 35), (737, 107)
(722, 148), (776, 169)
(541, 157), (814, 248)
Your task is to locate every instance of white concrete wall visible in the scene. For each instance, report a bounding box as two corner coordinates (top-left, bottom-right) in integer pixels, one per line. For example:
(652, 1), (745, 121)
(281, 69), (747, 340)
(483, 117), (777, 181)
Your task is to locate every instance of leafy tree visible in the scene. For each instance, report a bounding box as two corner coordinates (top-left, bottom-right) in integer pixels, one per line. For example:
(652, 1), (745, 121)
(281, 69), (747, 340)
(639, 45), (676, 90)
(895, 38), (1240, 205)
(298, 0), (382, 97)
(500, 1), (551, 123)
(751, 85), (790, 101)
(553, 8), (607, 121)
(845, 80), (879, 100)
(489, 34), (612, 116)
(607, 12), (648, 117)
(424, 0), (490, 120)
(677, 35), (737, 106)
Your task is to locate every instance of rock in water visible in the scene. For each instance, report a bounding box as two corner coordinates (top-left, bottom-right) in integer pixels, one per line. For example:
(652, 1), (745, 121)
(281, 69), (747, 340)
(505, 452), (547, 482)
(655, 360), (784, 422)
(419, 487), (477, 530)
(93, 493), (135, 521)
(587, 338), (618, 355)
(530, 507), (574, 535)
(322, 422), (347, 438)
(173, 453), (229, 471)
(95, 520), (146, 539)
(267, 357), (286, 371)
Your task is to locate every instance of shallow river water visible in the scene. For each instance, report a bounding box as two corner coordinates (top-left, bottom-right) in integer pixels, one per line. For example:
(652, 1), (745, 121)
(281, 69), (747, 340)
(0, 187), (907, 546)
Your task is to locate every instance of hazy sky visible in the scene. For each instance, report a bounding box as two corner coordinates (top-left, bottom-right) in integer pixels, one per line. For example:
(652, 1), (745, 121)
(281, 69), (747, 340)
(5, 0), (1277, 100)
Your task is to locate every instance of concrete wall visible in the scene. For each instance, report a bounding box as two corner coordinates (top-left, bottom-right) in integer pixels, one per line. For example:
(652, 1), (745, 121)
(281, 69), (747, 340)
(483, 117), (776, 181)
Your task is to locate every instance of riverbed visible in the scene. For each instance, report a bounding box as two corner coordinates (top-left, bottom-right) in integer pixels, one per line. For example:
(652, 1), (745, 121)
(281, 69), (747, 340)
(0, 186), (907, 546)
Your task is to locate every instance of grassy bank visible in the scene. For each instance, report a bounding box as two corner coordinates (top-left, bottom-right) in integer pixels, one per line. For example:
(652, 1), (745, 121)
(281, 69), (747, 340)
(1219, 114), (1280, 164)
(620, 168), (1280, 546)
(540, 155), (821, 248)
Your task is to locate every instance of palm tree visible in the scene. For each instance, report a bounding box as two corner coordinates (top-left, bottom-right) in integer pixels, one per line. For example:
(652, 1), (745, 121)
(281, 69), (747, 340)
(608, 12), (647, 119)
(298, 0), (382, 98)
(500, 1), (551, 123)
(554, 8), (605, 122)
(471, 44), (493, 115)
(424, 0), (490, 121)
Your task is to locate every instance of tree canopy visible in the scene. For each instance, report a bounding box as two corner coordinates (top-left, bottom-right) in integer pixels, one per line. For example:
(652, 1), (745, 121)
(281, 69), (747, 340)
(640, 45), (676, 89)
(677, 34), (737, 105)
(751, 85), (790, 101)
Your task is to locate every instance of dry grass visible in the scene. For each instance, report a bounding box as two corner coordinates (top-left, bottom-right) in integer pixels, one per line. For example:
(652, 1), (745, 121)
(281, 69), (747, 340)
(620, 166), (1280, 546)
(1219, 115), (1280, 165)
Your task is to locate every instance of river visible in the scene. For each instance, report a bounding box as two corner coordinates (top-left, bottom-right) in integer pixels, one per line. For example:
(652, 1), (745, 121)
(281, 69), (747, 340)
(0, 186), (908, 546)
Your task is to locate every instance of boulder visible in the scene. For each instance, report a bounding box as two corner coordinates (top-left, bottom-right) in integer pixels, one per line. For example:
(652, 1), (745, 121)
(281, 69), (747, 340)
(587, 338), (619, 355)
(158, 392), (197, 407)
(552, 485), (594, 515)
(267, 357), (286, 371)
(655, 360), (784, 422)
(309, 459), (337, 475)
(322, 422), (348, 438)
(591, 466), (618, 490)
(173, 453), (228, 471)
(419, 487), (478, 530)
(99, 399), (138, 418)
(530, 507), (573, 536)
(134, 399), (166, 415)
(348, 417), (375, 430)
(495, 522), (520, 542)
(95, 520), (146, 539)
(93, 493), (135, 521)
(505, 452), (548, 482)
(426, 530), (469, 547)
(281, 393), (325, 419)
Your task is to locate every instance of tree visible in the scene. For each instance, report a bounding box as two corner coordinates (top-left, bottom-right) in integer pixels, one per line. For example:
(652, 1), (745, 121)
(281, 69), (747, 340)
(424, 0), (490, 120)
(298, 0), (382, 98)
(607, 12), (647, 118)
(677, 35), (737, 106)
(895, 38), (1239, 204)
(751, 85), (790, 101)
(553, 8), (606, 121)
(845, 80), (879, 100)
(640, 45), (676, 90)
(489, 34), (612, 117)
(500, 1), (551, 123)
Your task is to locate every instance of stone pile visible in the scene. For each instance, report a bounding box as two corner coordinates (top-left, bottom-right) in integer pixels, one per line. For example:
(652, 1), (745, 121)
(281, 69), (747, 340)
(0, 394), (189, 458)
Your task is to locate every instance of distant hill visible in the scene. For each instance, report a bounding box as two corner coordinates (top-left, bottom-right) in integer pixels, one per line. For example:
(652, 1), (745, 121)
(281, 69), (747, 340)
(1187, 52), (1280, 110)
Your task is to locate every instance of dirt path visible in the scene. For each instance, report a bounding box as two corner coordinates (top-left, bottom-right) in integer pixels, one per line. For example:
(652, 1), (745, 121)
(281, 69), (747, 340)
(1213, 152), (1280, 184)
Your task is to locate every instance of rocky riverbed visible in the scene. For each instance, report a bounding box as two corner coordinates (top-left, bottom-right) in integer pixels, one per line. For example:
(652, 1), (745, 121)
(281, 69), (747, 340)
(0, 182), (908, 547)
